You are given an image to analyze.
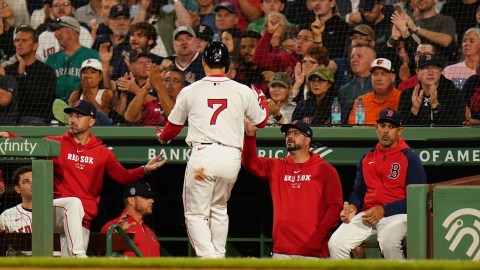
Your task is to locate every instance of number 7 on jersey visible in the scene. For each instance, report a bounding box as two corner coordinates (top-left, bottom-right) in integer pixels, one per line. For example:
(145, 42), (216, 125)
(208, 99), (227, 125)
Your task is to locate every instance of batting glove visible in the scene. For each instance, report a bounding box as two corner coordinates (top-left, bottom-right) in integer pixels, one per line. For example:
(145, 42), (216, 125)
(156, 127), (170, 144)
(251, 84), (267, 103)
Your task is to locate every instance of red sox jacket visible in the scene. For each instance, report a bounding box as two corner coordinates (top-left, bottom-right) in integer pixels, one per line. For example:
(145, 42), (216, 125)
(242, 135), (343, 258)
(8, 131), (147, 229)
(349, 138), (427, 216)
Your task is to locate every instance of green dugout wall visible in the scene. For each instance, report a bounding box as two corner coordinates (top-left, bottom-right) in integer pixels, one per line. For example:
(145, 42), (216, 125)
(1, 126), (479, 257)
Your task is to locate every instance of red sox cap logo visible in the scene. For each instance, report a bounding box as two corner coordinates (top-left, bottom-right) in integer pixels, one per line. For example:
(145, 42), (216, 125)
(129, 187), (136, 196)
(116, 4), (123, 11)
(425, 54), (432, 60)
(74, 100), (81, 107)
(386, 109), (394, 118)
(377, 59), (384, 65)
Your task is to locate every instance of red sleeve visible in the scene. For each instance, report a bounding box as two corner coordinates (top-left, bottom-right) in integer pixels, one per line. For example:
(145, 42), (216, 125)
(255, 101), (270, 128)
(241, 134), (271, 179)
(253, 32), (281, 71)
(6, 131), (20, 138)
(159, 121), (183, 142)
(104, 149), (146, 184)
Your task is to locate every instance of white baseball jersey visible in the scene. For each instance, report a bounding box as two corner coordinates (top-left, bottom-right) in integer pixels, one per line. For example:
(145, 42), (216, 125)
(168, 76), (267, 149)
(0, 204), (32, 233)
(36, 26), (93, 62)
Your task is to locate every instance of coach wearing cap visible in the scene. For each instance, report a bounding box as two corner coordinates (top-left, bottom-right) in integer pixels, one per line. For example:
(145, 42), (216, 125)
(243, 119), (343, 258)
(329, 108), (427, 260)
(347, 58), (400, 125)
(398, 53), (465, 126)
(101, 181), (160, 257)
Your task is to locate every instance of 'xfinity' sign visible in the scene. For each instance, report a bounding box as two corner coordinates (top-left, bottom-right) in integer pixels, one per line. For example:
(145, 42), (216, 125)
(0, 139), (38, 155)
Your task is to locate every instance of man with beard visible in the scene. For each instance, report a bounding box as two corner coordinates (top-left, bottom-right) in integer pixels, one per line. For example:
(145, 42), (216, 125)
(235, 31), (266, 90)
(169, 26), (205, 84)
(242, 120), (343, 258)
(0, 100), (166, 257)
(329, 108), (427, 259)
(101, 181), (160, 257)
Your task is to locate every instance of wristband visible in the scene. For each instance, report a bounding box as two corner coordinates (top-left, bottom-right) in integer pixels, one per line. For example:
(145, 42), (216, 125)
(142, 165), (151, 175)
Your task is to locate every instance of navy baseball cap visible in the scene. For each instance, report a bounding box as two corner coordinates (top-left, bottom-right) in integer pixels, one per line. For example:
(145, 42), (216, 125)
(123, 181), (157, 199)
(109, 4), (130, 19)
(359, 0), (384, 11)
(417, 53), (444, 69)
(64, 100), (97, 118)
(194, 24), (214, 42)
(215, 1), (237, 15)
(129, 48), (151, 63)
(281, 120), (313, 138)
(377, 108), (402, 127)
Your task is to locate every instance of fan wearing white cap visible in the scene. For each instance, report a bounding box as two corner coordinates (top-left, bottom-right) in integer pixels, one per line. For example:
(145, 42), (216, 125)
(347, 58), (401, 125)
(68, 58), (115, 117)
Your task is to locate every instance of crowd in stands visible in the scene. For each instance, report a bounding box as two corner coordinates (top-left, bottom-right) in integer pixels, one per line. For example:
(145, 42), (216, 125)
(0, 0), (479, 126)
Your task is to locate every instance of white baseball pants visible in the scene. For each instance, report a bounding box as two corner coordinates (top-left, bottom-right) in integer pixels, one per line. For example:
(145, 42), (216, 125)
(53, 197), (89, 258)
(183, 144), (241, 258)
(328, 212), (407, 259)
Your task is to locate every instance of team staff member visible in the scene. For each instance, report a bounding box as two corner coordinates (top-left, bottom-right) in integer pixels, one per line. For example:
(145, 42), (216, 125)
(242, 120), (343, 258)
(157, 42), (269, 258)
(101, 181), (160, 257)
(0, 100), (166, 258)
(328, 109), (427, 259)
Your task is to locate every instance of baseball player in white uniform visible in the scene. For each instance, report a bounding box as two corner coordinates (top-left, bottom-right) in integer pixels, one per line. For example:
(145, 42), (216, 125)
(157, 41), (269, 258)
(0, 165), (87, 257)
(0, 166), (34, 234)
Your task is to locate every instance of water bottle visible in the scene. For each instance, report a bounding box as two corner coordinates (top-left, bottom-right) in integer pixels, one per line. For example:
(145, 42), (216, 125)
(331, 97), (341, 125)
(355, 97), (365, 125)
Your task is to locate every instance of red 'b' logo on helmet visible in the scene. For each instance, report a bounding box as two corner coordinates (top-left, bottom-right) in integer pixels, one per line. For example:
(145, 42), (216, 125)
(386, 109), (394, 117)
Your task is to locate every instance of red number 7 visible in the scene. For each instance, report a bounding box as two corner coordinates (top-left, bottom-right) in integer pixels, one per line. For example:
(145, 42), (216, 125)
(208, 99), (227, 125)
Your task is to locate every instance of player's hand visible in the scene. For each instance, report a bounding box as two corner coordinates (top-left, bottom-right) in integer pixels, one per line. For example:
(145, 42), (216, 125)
(155, 127), (170, 144)
(251, 84), (267, 103)
(117, 213), (136, 231)
(244, 117), (258, 136)
(340, 202), (356, 223)
(361, 206), (385, 227)
(144, 154), (167, 173)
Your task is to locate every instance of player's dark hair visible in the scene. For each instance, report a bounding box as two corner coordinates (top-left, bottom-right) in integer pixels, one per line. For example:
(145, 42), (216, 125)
(12, 165), (32, 186)
(241, 31), (261, 40)
(15, 25), (39, 44)
(129, 22), (158, 48)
